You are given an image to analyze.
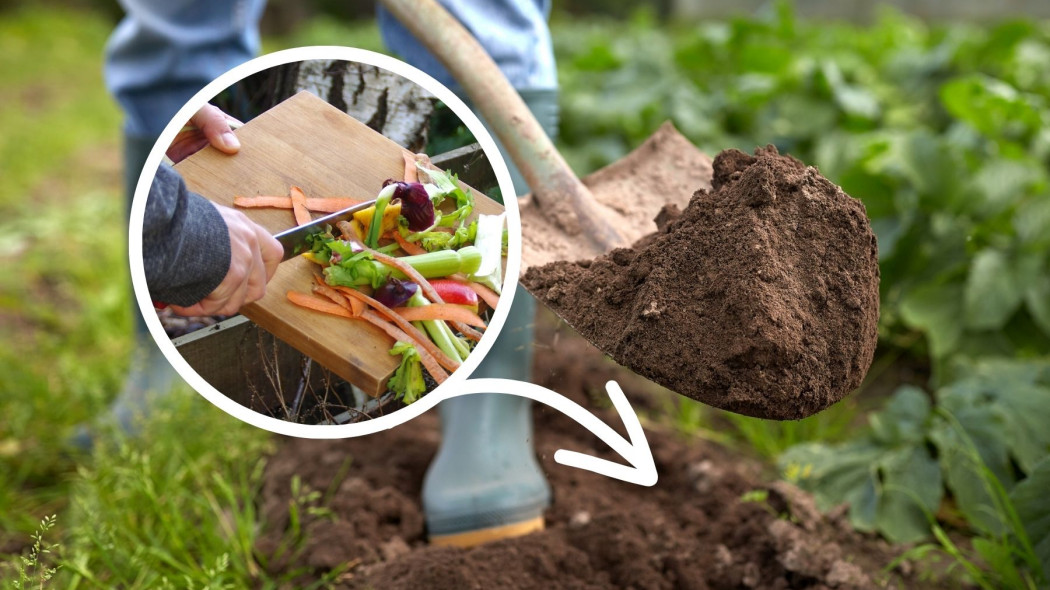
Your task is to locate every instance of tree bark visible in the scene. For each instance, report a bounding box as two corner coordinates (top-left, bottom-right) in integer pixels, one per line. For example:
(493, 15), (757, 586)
(290, 60), (435, 152)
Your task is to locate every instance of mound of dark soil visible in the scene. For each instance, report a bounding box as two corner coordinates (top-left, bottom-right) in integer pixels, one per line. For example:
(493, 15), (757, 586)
(257, 313), (910, 590)
(522, 146), (880, 420)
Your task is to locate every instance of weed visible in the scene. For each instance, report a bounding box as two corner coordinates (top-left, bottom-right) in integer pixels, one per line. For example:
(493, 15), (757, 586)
(5, 514), (61, 589)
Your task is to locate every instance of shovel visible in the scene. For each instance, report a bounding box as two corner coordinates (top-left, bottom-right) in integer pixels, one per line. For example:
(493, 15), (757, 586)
(381, 1), (879, 424)
(378, 0), (714, 273)
(374, 0), (884, 424)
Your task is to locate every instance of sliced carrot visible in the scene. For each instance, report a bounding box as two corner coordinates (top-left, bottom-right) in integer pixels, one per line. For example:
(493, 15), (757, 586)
(305, 198), (365, 213)
(403, 152), (417, 183)
(234, 196), (365, 213)
(395, 304), (487, 328)
(287, 291), (354, 319)
(287, 290), (447, 384)
(364, 245), (485, 342)
(393, 232), (428, 256)
(359, 310), (448, 384)
(234, 196), (294, 209)
(334, 286), (461, 373)
(468, 282), (500, 311)
(312, 277), (362, 317)
(290, 186), (311, 226)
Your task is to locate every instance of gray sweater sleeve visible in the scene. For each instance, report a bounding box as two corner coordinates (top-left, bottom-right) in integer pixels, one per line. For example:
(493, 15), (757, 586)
(143, 164), (231, 306)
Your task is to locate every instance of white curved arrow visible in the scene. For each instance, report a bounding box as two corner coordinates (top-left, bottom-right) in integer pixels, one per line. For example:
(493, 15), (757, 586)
(447, 379), (658, 487)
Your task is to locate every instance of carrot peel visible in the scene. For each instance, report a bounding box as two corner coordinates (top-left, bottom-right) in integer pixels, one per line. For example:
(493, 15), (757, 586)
(395, 304), (487, 328)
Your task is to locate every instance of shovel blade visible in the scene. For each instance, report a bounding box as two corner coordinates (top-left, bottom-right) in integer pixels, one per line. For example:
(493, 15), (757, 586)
(519, 121), (713, 273)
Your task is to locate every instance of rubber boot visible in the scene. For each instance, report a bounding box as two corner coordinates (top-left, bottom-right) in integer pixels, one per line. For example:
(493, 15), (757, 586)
(423, 89), (556, 547)
(70, 134), (179, 450)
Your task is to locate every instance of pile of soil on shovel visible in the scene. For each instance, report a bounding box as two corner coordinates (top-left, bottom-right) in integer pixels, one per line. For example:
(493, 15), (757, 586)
(522, 146), (880, 420)
(256, 313), (917, 590)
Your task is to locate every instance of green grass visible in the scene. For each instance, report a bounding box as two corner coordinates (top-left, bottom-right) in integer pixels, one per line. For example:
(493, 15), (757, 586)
(0, 5), (128, 551)
(0, 8), (291, 587)
(667, 395), (860, 460)
(60, 390), (275, 588)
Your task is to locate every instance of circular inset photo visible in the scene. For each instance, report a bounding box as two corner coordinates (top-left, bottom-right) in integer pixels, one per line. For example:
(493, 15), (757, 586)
(130, 49), (519, 435)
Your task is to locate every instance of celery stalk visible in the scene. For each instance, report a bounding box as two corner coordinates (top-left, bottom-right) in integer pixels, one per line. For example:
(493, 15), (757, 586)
(469, 213), (506, 294)
(408, 292), (465, 362)
(325, 246), (483, 289)
(365, 183), (397, 248)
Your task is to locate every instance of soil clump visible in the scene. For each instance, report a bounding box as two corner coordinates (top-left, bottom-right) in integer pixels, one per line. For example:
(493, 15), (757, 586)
(522, 146), (880, 419)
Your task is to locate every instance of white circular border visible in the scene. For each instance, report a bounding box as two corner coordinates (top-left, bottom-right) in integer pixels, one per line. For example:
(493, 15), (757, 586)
(129, 46), (522, 439)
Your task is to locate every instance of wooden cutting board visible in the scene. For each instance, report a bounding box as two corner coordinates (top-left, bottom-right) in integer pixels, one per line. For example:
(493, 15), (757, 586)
(174, 91), (504, 395)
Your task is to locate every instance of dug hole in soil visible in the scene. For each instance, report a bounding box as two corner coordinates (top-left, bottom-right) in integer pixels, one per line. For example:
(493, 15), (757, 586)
(258, 309), (913, 590)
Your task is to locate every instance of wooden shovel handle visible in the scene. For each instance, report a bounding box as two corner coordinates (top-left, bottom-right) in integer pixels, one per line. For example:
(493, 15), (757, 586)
(378, 0), (627, 251)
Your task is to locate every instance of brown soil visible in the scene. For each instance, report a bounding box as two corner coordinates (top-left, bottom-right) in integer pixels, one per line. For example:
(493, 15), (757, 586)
(522, 146), (880, 420)
(257, 311), (911, 590)
(519, 122), (713, 270)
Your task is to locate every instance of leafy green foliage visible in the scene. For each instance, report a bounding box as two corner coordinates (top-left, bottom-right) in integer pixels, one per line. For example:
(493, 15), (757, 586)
(552, 5), (1050, 365)
(782, 386), (942, 543)
(893, 445), (1049, 589)
(1010, 457), (1050, 583)
(387, 341), (426, 404)
(782, 359), (1050, 562)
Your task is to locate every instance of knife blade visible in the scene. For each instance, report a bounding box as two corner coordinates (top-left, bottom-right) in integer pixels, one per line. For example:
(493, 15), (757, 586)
(153, 199), (378, 309)
(274, 198), (377, 261)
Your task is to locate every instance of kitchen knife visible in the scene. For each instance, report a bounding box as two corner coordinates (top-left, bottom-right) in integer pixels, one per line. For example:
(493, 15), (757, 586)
(273, 198), (378, 261)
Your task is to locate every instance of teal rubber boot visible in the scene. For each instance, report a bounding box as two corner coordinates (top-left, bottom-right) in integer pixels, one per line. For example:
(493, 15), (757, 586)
(70, 134), (179, 450)
(424, 89), (556, 546)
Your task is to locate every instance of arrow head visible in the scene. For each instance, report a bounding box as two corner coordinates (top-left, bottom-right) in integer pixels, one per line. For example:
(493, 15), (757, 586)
(553, 381), (658, 487)
(445, 378), (658, 487)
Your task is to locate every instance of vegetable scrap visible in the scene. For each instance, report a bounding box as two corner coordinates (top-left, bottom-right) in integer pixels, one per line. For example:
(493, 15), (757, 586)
(290, 185), (311, 226)
(233, 194), (365, 213)
(522, 146), (880, 420)
(281, 155), (505, 405)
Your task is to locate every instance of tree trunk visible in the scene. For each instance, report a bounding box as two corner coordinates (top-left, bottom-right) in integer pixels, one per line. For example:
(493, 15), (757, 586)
(288, 60), (435, 152)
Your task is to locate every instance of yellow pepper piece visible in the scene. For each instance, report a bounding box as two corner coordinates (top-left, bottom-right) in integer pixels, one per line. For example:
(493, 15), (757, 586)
(354, 202), (402, 237)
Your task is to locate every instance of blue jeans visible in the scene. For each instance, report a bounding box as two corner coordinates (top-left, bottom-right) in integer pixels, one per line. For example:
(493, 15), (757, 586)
(106, 0), (555, 139)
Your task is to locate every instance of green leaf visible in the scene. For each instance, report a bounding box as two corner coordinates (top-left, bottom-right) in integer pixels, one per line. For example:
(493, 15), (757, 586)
(1015, 197), (1050, 247)
(870, 385), (930, 445)
(930, 414), (1011, 535)
(780, 441), (882, 531)
(973, 159), (1045, 218)
(1010, 457), (1050, 583)
(877, 445), (942, 543)
(1026, 273), (1050, 336)
(940, 74), (1044, 138)
(938, 377), (1019, 484)
(965, 249), (1022, 330)
(900, 281), (965, 358)
(782, 386), (944, 544)
(996, 384), (1050, 474)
